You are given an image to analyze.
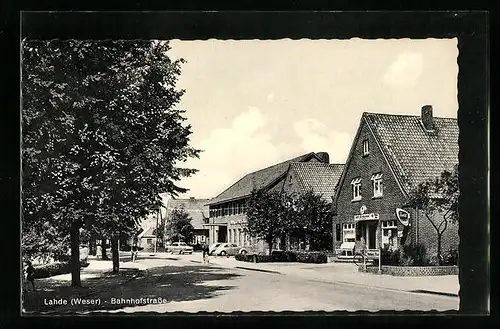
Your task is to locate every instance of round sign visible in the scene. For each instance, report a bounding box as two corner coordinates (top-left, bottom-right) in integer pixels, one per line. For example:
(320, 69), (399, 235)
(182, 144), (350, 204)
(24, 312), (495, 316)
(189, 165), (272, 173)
(395, 208), (410, 226)
(360, 205), (367, 215)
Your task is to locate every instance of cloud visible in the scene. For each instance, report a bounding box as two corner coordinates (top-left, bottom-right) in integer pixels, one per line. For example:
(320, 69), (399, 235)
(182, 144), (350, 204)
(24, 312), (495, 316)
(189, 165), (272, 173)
(267, 93), (275, 102)
(178, 107), (295, 198)
(293, 119), (352, 164)
(381, 52), (423, 88)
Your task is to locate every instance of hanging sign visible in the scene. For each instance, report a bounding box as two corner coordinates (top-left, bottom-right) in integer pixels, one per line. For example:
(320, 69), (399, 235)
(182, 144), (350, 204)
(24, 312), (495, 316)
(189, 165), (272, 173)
(395, 208), (410, 226)
(397, 231), (403, 237)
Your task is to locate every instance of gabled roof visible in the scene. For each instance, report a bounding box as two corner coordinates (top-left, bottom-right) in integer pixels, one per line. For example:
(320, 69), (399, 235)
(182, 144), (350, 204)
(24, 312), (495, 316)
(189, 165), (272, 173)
(207, 152), (323, 205)
(289, 162), (345, 202)
(138, 226), (156, 238)
(335, 111), (458, 203)
(166, 198), (209, 230)
(364, 113), (458, 193)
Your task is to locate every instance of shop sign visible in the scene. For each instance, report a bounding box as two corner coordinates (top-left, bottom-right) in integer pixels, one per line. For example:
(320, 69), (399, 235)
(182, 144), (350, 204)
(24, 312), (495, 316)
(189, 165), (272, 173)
(397, 231), (403, 238)
(395, 208), (410, 226)
(354, 213), (379, 221)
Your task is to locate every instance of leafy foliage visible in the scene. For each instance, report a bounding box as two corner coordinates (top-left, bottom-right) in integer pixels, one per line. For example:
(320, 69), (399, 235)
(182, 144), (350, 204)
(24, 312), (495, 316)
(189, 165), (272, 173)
(22, 40), (200, 283)
(289, 189), (334, 251)
(166, 208), (195, 243)
(406, 164), (459, 264)
(244, 189), (295, 255)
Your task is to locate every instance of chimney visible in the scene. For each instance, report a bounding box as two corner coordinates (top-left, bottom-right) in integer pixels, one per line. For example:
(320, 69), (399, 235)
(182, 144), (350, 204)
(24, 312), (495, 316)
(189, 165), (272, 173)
(316, 152), (330, 164)
(421, 105), (435, 131)
(190, 197), (195, 200)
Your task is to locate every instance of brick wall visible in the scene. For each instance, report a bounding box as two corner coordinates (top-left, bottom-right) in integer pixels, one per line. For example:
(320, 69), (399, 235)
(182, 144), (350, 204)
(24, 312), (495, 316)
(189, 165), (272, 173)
(413, 208), (459, 258)
(360, 265), (459, 276)
(333, 119), (408, 249)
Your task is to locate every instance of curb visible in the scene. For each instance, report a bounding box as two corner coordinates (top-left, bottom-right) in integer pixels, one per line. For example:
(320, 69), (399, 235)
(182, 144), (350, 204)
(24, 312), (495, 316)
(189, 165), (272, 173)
(410, 289), (459, 298)
(235, 266), (282, 274)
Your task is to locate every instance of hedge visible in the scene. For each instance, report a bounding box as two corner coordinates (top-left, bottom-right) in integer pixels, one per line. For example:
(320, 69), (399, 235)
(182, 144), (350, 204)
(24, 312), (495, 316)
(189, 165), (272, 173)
(32, 260), (89, 279)
(235, 250), (327, 264)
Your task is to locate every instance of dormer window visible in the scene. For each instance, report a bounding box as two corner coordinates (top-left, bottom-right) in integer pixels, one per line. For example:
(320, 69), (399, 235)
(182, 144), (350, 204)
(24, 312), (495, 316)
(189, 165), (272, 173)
(351, 177), (362, 201)
(371, 173), (383, 198)
(362, 139), (369, 156)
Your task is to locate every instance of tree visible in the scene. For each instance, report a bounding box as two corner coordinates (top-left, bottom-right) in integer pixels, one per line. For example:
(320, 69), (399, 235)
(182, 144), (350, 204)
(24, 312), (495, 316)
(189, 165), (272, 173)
(22, 40), (200, 285)
(166, 208), (194, 243)
(407, 164), (459, 264)
(291, 190), (334, 251)
(244, 189), (294, 255)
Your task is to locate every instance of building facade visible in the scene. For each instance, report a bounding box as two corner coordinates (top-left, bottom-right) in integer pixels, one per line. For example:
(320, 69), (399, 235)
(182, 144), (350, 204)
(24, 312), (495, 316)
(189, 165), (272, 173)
(333, 105), (459, 258)
(206, 152), (341, 253)
(164, 197), (210, 245)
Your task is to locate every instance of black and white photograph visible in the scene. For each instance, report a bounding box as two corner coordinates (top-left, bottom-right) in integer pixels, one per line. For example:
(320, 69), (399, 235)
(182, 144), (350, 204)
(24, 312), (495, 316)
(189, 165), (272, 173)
(18, 12), (488, 316)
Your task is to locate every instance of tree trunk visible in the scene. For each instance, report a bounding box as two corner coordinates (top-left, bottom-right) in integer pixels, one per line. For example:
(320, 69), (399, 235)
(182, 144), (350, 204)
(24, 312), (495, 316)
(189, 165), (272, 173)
(70, 222), (81, 287)
(267, 237), (273, 256)
(101, 237), (109, 260)
(437, 233), (442, 265)
(111, 235), (119, 273)
(89, 235), (97, 256)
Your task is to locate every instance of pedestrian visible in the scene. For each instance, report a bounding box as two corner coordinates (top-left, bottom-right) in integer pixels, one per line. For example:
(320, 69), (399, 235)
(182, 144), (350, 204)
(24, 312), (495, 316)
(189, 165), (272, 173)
(203, 243), (210, 265)
(25, 260), (36, 292)
(96, 244), (102, 259)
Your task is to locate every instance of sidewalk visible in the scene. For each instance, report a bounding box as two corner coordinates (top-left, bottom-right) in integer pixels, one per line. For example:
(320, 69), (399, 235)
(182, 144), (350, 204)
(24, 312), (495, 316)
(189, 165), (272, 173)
(202, 256), (459, 297)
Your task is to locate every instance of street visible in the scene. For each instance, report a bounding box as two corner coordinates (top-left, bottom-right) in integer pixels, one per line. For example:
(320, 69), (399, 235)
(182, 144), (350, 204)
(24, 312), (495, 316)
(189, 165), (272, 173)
(26, 254), (458, 313)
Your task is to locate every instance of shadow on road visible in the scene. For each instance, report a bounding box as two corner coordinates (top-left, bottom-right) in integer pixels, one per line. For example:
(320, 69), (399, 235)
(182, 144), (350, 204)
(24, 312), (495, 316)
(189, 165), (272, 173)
(23, 265), (242, 314)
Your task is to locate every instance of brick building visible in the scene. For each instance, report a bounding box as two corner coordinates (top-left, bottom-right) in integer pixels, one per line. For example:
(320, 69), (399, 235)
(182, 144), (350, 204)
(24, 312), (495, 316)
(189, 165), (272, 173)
(164, 197), (210, 245)
(206, 152), (339, 253)
(332, 105), (458, 259)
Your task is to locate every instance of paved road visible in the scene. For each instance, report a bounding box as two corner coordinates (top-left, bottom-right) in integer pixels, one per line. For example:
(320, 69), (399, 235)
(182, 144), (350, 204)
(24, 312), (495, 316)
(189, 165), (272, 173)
(72, 257), (458, 313)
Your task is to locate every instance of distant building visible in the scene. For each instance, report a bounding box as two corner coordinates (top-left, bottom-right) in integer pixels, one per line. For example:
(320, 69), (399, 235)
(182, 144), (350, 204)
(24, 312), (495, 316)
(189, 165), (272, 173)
(206, 152), (342, 253)
(332, 105), (459, 258)
(137, 226), (157, 252)
(165, 197), (210, 245)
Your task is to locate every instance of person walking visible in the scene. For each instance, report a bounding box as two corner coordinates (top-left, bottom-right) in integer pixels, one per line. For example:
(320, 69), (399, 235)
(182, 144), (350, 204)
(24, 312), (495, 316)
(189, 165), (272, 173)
(25, 260), (36, 292)
(202, 243), (210, 265)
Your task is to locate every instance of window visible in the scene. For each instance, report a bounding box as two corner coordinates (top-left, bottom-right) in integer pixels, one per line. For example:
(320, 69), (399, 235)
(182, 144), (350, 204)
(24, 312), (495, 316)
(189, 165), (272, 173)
(351, 177), (362, 201)
(371, 173), (383, 198)
(147, 238), (152, 244)
(335, 224), (341, 241)
(381, 220), (398, 249)
(362, 139), (369, 156)
(342, 223), (356, 243)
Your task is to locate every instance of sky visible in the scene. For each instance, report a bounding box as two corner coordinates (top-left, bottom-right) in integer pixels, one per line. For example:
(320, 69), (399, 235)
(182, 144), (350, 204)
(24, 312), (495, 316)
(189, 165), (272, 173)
(163, 38), (458, 201)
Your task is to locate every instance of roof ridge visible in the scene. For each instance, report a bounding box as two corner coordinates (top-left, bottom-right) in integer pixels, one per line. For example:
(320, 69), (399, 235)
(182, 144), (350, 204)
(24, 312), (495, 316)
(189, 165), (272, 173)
(250, 152), (315, 173)
(363, 112), (457, 120)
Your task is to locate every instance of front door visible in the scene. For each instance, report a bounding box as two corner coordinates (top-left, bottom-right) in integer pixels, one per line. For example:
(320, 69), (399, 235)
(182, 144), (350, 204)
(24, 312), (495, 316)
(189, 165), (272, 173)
(366, 223), (377, 249)
(218, 226), (227, 242)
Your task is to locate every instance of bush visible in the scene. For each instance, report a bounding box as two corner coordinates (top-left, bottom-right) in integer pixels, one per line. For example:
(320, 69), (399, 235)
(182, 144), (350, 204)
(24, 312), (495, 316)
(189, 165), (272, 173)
(271, 250), (297, 262)
(295, 251), (327, 264)
(380, 246), (401, 266)
(442, 247), (459, 266)
(402, 243), (429, 266)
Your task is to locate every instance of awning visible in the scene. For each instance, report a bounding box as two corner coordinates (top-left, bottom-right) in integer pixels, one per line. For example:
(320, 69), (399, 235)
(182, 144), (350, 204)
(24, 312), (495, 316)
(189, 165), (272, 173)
(351, 177), (362, 184)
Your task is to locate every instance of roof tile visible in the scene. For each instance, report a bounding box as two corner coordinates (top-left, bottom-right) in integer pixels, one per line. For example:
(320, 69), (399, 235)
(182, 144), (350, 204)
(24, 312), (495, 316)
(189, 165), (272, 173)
(290, 162), (345, 202)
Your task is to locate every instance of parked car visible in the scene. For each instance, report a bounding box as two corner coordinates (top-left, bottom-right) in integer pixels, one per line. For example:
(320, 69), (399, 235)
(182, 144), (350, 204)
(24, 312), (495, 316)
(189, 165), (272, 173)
(168, 242), (194, 254)
(208, 243), (223, 255)
(213, 243), (248, 256)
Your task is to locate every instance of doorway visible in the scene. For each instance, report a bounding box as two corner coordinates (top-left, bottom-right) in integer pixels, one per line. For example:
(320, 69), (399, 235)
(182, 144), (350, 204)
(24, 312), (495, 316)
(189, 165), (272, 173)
(217, 226), (227, 242)
(366, 223), (377, 249)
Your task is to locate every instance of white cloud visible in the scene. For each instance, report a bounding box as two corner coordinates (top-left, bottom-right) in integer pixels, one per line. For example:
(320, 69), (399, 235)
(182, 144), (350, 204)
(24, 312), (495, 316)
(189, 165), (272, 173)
(177, 107), (295, 198)
(293, 119), (352, 164)
(381, 52), (423, 88)
(267, 93), (275, 102)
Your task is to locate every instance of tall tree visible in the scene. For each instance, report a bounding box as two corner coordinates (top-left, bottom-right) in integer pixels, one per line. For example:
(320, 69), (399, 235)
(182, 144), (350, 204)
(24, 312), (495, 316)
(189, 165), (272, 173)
(407, 164), (459, 264)
(291, 190), (334, 251)
(165, 208), (194, 243)
(244, 189), (294, 255)
(22, 40), (200, 285)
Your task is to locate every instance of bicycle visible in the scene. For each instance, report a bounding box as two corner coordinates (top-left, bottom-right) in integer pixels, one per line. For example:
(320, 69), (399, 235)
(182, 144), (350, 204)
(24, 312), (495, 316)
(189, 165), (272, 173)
(353, 250), (367, 267)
